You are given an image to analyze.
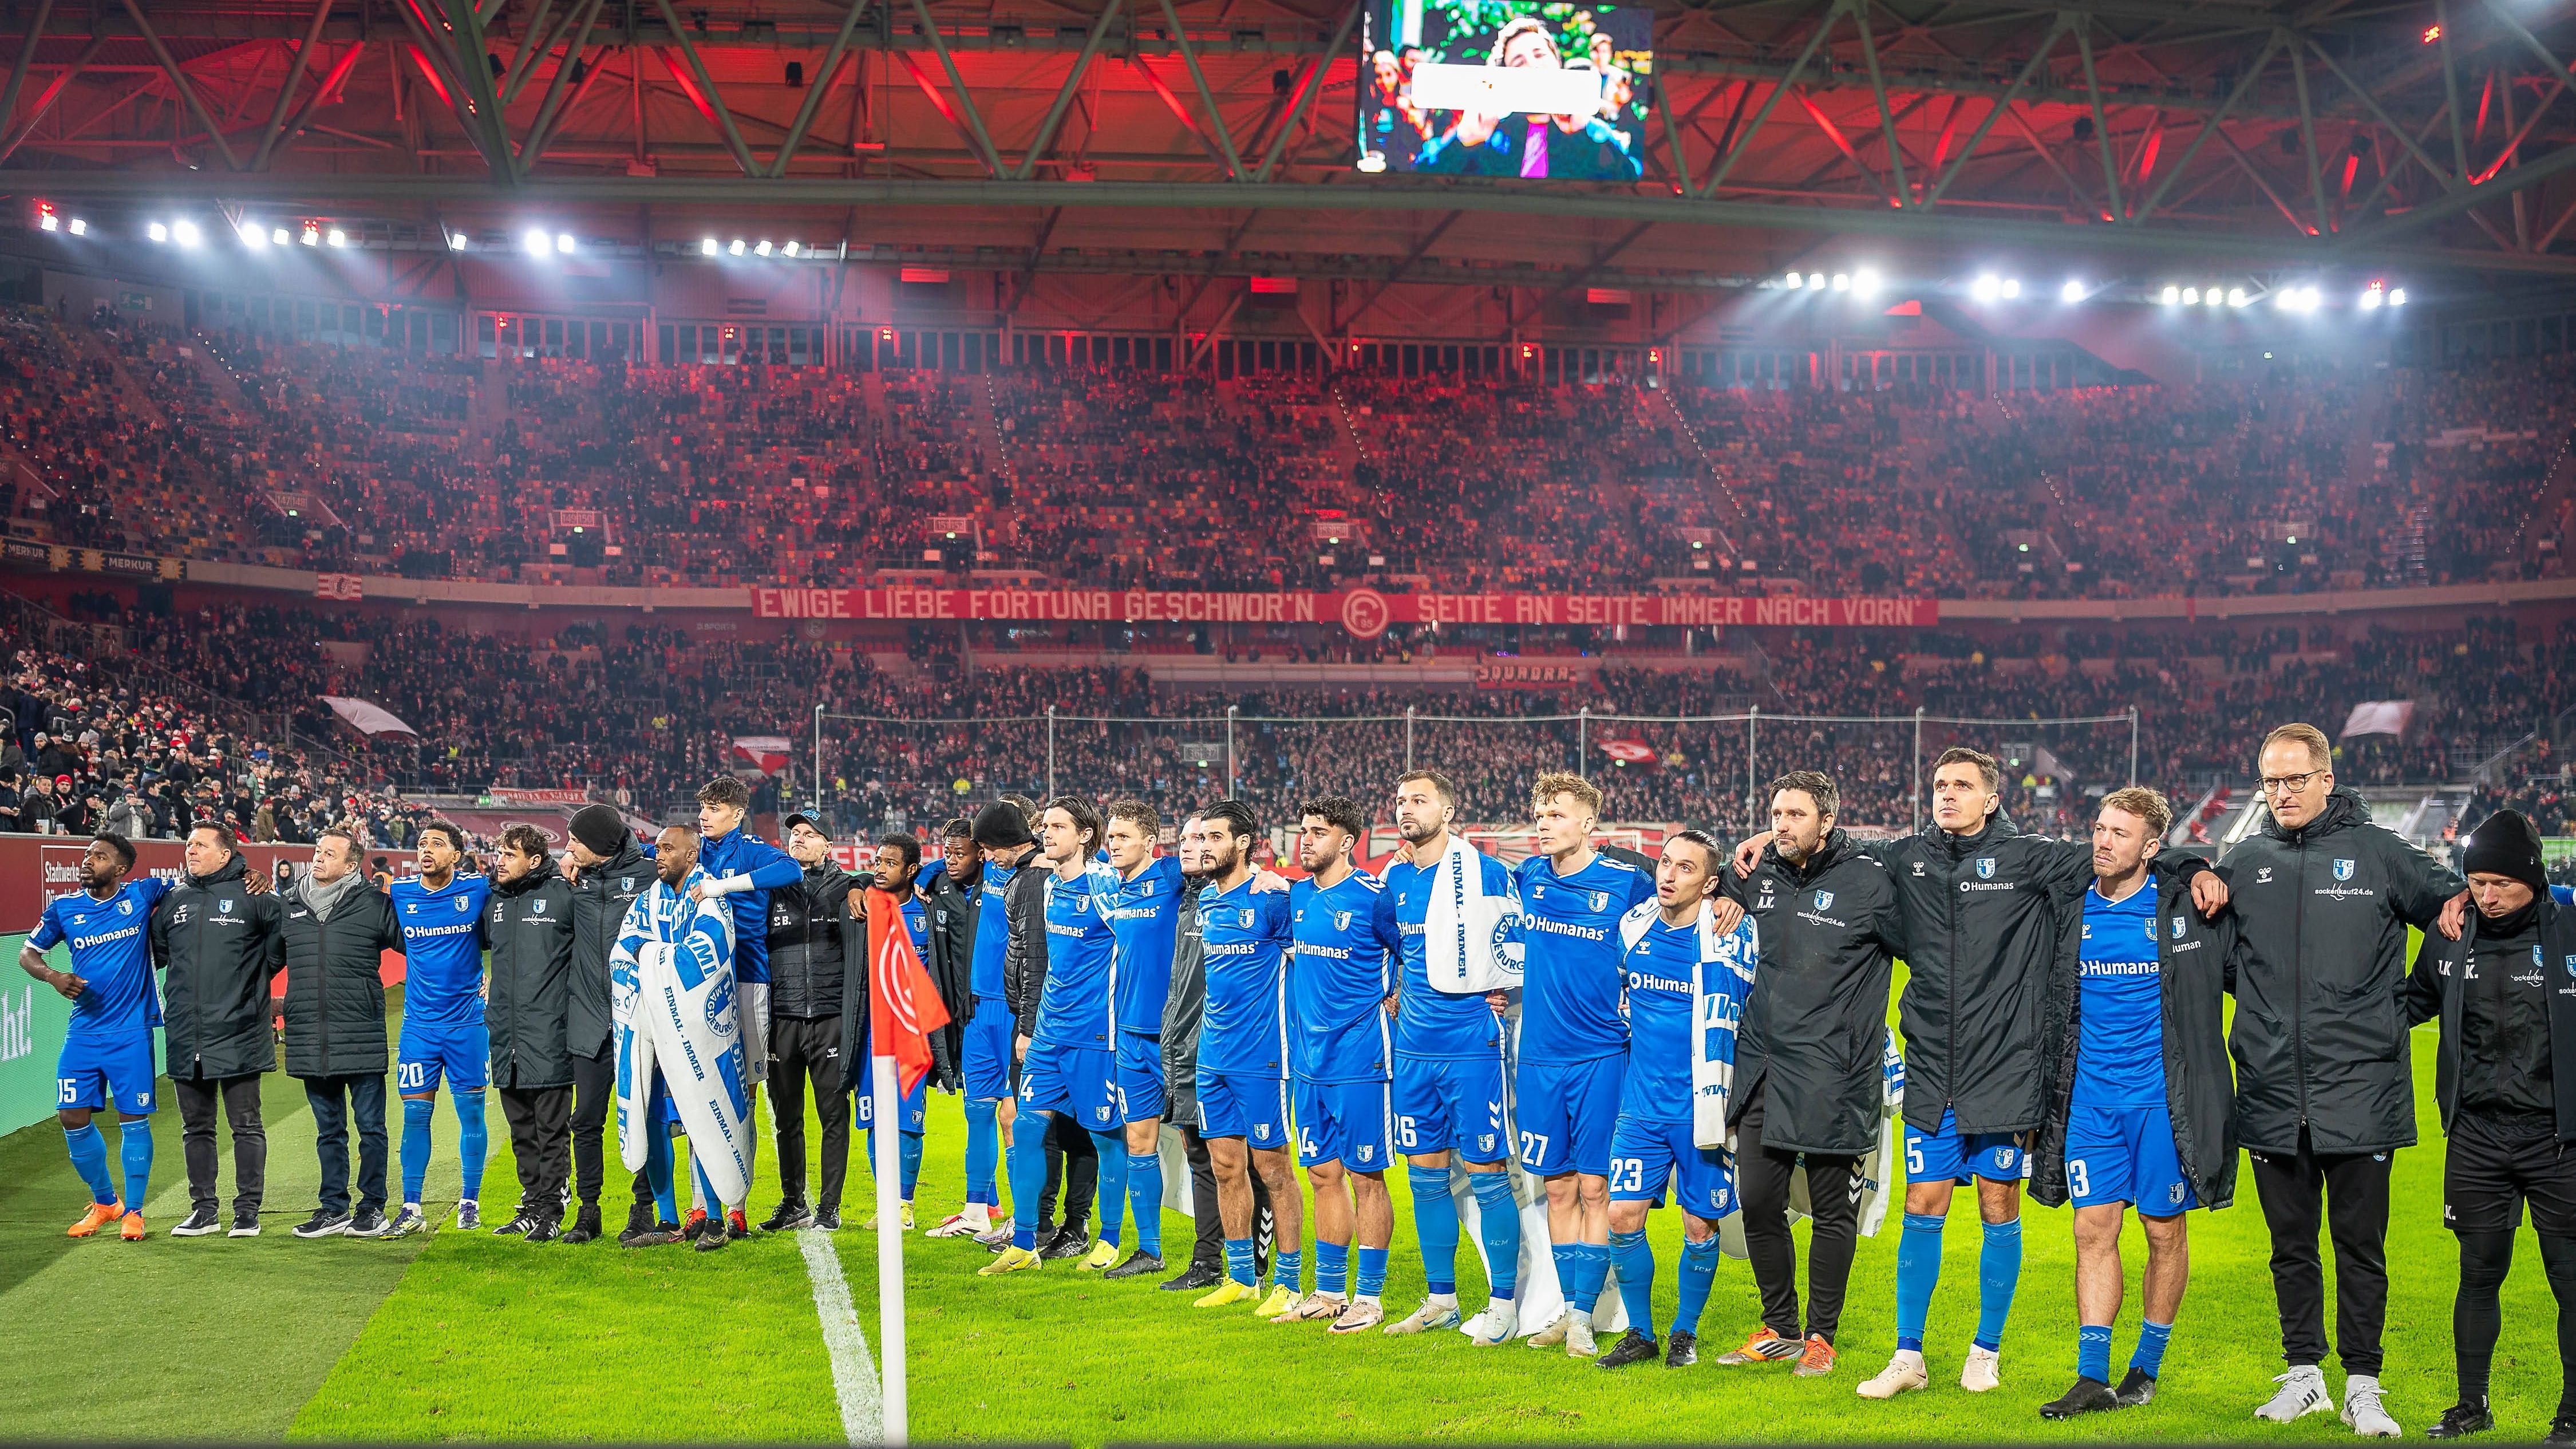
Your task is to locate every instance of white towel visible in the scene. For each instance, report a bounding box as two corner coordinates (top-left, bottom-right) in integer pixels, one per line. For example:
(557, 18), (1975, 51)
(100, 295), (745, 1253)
(1421, 834), (1522, 995)
(611, 869), (758, 1208)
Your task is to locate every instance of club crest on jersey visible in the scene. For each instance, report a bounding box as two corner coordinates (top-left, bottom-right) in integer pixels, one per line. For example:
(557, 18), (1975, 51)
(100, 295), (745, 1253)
(455, 896), (473, 913)
(1976, 858), (1997, 879)
(1334, 910), (1353, 931)
(1814, 890), (1834, 911)
(2333, 858), (2356, 881)
(1238, 908), (1255, 928)
(218, 899), (233, 915)
(1589, 890), (1611, 912)
(116, 898), (131, 915)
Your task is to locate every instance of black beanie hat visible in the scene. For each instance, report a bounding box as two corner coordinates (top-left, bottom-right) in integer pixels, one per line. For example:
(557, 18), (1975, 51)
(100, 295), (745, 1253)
(971, 800), (1034, 850)
(570, 804), (629, 859)
(2463, 809), (2547, 895)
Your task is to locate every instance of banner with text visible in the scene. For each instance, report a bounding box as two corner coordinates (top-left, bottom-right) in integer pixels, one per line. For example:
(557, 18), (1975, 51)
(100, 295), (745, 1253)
(751, 586), (1935, 637)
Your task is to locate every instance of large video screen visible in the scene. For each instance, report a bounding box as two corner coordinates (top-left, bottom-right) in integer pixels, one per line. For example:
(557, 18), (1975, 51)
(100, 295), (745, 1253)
(1356, 0), (1653, 180)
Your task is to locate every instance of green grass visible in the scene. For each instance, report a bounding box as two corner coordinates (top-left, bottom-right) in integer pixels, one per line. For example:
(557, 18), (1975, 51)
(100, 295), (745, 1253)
(3, 951), (2571, 1443)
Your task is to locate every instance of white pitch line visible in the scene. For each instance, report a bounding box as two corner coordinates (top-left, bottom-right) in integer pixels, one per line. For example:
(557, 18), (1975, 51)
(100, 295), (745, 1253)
(764, 1092), (884, 1443)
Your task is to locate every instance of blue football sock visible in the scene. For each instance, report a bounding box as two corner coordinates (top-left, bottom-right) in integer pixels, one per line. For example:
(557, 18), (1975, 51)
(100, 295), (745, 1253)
(1609, 1229), (1656, 1340)
(963, 1098), (999, 1206)
(900, 1131), (925, 1201)
(1975, 1217), (2023, 1352)
(118, 1119), (153, 1210)
(1316, 1241), (1350, 1297)
(1004, 1114), (1049, 1251)
(64, 1122), (114, 1206)
(400, 1097), (434, 1205)
(1274, 1245), (1303, 1292)
(2131, 1320), (2174, 1379)
(1895, 1211), (1946, 1353)
(1468, 1171), (1519, 1300)
(1674, 1236), (1722, 1337)
(1128, 1149), (1164, 1256)
(646, 1130), (677, 1223)
(1088, 1131), (1128, 1249)
(695, 1159), (721, 1215)
(1408, 1164), (1459, 1296)
(453, 1091), (489, 1202)
(1577, 1242), (1614, 1312)
(1551, 1243), (1579, 1306)
(1358, 1245), (1389, 1300)
(2079, 1324), (2114, 1384)
(1225, 1237), (1258, 1288)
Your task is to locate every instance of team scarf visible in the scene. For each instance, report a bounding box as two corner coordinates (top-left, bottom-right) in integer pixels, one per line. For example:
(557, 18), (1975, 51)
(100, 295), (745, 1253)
(1421, 833), (1522, 994)
(610, 866), (756, 1207)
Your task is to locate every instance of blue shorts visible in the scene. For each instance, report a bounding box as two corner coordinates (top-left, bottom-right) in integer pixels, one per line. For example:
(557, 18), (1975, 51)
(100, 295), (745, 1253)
(1608, 1114), (1735, 1220)
(1392, 1051), (1508, 1163)
(397, 1019), (489, 1094)
(1517, 1055), (1625, 1178)
(1020, 1043), (1119, 1132)
(2065, 1101), (2196, 1214)
(1295, 1077), (1393, 1171)
(1114, 1034), (1166, 1125)
(855, 1072), (929, 1134)
(961, 1002), (1018, 1102)
(1194, 1069), (1291, 1151)
(57, 1032), (157, 1115)
(1905, 1106), (2025, 1186)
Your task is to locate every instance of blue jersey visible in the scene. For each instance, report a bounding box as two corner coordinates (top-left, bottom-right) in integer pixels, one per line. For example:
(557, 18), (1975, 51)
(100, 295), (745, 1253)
(1618, 914), (1702, 1122)
(32, 877), (175, 1037)
(389, 872), (491, 1028)
(1383, 848), (1516, 1060)
(1515, 852), (1657, 1064)
(1196, 876), (1294, 1077)
(901, 895), (930, 954)
(1108, 856), (1184, 1036)
(1032, 864), (1120, 1050)
(2076, 883), (2164, 1110)
(1289, 871), (1401, 1083)
(700, 826), (802, 985)
(970, 860), (1018, 1000)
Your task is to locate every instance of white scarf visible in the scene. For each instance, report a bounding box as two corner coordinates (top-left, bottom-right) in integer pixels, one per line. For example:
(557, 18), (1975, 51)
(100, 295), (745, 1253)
(610, 868), (757, 1208)
(1420, 833), (1522, 994)
(1608, 898), (1759, 1156)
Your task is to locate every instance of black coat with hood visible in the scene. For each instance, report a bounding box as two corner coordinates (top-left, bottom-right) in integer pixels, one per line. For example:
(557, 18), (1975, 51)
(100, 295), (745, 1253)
(275, 876), (405, 1079)
(768, 860), (856, 1020)
(567, 838), (653, 1060)
(1722, 828), (1904, 1155)
(483, 871), (579, 1091)
(152, 853), (285, 1081)
(837, 870), (963, 1098)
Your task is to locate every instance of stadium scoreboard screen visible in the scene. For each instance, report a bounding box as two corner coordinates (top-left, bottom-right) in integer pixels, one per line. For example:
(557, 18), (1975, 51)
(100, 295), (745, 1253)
(1356, 0), (1653, 180)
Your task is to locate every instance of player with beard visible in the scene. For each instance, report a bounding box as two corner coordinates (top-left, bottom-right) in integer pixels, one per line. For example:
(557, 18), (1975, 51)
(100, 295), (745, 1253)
(1158, 812), (1277, 1292)
(1190, 799), (1301, 1309)
(25, 833), (174, 1241)
(386, 822), (491, 1235)
(1379, 769), (1524, 1342)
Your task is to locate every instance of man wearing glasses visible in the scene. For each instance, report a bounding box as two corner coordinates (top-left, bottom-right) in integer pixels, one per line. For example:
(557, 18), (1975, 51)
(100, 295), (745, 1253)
(2222, 722), (2467, 1438)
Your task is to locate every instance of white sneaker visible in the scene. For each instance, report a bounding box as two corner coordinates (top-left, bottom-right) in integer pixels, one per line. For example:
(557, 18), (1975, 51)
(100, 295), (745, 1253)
(1565, 1316), (1598, 1358)
(1858, 1349), (1930, 1399)
(1526, 1309), (1573, 1348)
(2257, 1365), (2333, 1423)
(2341, 1375), (2400, 1438)
(1961, 1344), (2002, 1393)
(1382, 1297), (1461, 1335)
(1466, 1300), (1520, 1346)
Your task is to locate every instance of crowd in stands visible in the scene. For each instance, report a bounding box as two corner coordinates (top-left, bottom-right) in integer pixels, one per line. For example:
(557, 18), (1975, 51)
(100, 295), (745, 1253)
(1, 301), (2567, 603)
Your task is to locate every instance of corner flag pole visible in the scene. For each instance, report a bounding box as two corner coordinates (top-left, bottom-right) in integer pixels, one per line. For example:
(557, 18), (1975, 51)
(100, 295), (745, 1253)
(872, 1055), (908, 1445)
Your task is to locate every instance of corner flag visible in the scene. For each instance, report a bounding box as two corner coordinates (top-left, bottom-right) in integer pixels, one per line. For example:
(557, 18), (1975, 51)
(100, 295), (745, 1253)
(864, 887), (952, 1101)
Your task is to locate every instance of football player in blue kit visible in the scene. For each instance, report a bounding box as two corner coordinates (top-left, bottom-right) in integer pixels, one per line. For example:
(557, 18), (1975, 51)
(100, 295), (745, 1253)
(1378, 768), (1524, 1341)
(989, 796), (1129, 1276)
(1188, 799), (1298, 1310)
(22, 832), (172, 1241)
(1283, 795), (1404, 1332)
(385, 821), (492, 1235)
(1599, 829), (1752, 1369)
(1512, 772), (1659, 1357)
(1101, 799), (1184, 1280)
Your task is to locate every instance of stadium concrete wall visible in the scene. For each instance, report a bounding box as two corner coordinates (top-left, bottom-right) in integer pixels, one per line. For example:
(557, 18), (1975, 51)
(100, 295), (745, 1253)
(0, 835), (316, 1138)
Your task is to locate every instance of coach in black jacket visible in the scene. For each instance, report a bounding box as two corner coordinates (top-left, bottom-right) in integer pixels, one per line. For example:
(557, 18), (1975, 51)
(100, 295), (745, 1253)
(564, 804), (653, 1243)
(155, 823), (285, 1236)
(771, 811), (856, 1230)
(277, 828), (406, 1237)
(2401, 812), (2576, 1441)
(1721, 771), (1903, 1359)
(484, 826), (579, 1242)
(2219, 724), (2466, 1424)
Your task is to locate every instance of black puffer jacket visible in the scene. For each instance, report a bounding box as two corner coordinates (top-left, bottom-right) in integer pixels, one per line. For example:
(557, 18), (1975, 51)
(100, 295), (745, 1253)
(1001, 860), (1052, 1026)
(2032, 866), (2240, 1211)
(1724, 829), (1903, 1155)
(2218, 787), (2463, 1155)
(276, 880), (405, 1079)
(568, 840), (653, 1059)
(2405, 893), (2576, 1143)
(484, 872), (578, 1091)
(768, 862), (855, 1020)
(153, 854), (285, 1081)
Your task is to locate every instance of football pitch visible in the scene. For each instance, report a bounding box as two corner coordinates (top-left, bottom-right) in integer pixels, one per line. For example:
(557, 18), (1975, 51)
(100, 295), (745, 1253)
(1, 969), (2567, 1445)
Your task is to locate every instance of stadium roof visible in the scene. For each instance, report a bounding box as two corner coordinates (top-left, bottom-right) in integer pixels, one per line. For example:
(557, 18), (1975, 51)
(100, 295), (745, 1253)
(0, 0), (2571, 290)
